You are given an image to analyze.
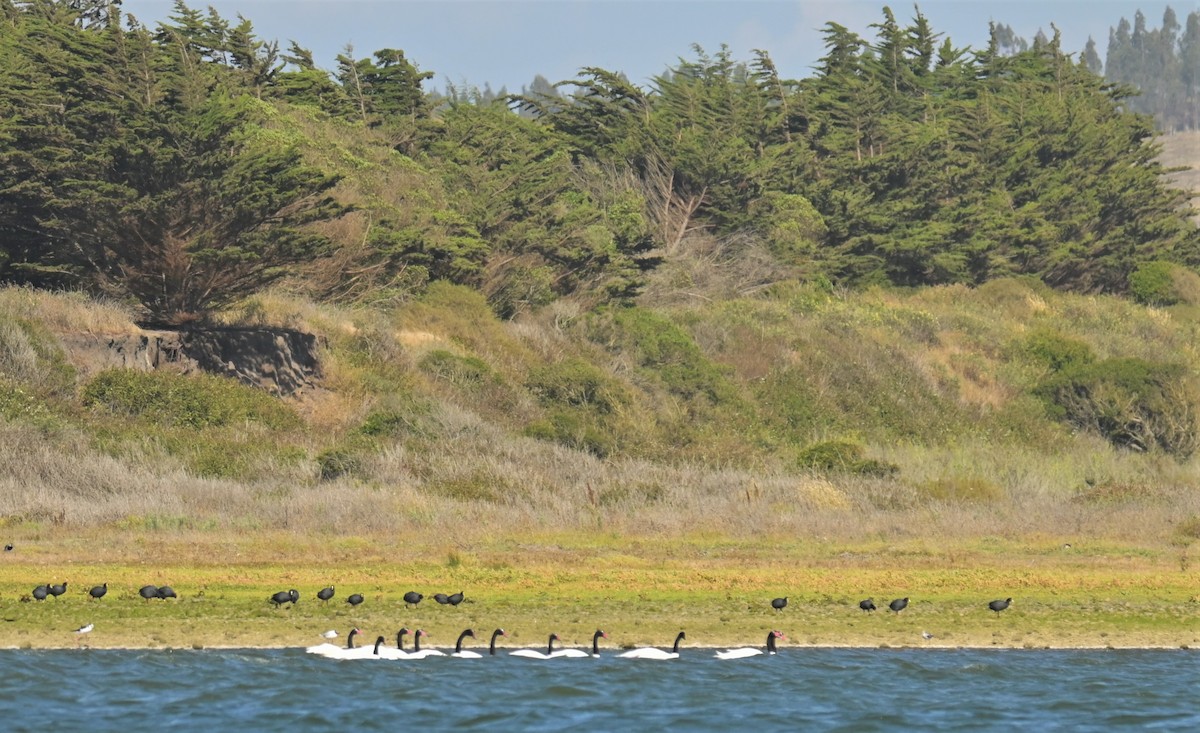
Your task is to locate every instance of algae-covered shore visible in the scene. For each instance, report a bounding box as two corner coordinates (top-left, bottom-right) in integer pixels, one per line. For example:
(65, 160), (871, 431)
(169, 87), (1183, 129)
(2, 531), (1195, 651)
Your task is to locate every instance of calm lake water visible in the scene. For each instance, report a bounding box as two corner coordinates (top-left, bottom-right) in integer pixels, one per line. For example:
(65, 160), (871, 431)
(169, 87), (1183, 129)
(1, 648), (1196, 731)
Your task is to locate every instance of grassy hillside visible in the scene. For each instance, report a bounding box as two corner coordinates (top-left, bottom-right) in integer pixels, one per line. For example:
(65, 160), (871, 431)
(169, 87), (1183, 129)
(3, 275), (1200, 554)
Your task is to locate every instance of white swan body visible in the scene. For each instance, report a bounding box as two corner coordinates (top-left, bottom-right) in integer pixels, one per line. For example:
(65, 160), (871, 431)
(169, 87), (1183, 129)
(715, 630), (784, 660)
(511, 633), (561, 660)
(617, 631), (686, 660)
(307, 628), (362, 658)
(549, 630), (607, 658)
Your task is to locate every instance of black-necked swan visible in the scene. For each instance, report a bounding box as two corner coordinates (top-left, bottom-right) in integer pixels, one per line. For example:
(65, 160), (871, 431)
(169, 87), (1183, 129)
(510, 633), (561, 659)
(715, 630), (784, 660)
(487, 628), (507, 655)
(403, 629), (446, 659)
(450, 629), (481, 658)
(550, 629), (607, 658)
(306, 627), (360, 656)
(617, 631), (686, 660)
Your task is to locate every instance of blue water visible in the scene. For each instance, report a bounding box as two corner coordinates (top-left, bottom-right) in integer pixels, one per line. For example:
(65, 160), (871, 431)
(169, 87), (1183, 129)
(1, 648), (1196, 731)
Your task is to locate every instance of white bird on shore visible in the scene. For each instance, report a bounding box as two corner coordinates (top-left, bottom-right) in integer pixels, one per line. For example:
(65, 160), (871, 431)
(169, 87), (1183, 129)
(321, 630), (338, 639)
(921, 631), (934, 641)
(74, 623), (94, 635)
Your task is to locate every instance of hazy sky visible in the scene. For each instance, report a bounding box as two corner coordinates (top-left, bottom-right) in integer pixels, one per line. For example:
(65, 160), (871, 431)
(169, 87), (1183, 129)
(118, 1), (1183, 92)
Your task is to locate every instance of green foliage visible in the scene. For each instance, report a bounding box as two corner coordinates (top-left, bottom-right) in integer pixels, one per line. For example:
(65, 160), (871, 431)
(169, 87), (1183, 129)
(1022, 329), (1095, 372)
(748, 192), (828, 264)
(418, 350), (495, 388)
(82, 369), (300, 429)
(316, 445), (364, 481)
(524, 410), (616, 458)
(796, 440), (899, 477)
(1128, 261), (1184, 306)
(1035, 357), (1199, 458)
(917, 477), (1007, 504)
(526, 358), (628, 414)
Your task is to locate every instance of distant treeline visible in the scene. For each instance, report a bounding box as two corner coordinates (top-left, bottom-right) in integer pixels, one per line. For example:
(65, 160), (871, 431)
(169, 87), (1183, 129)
(0, 1), (1196, 323)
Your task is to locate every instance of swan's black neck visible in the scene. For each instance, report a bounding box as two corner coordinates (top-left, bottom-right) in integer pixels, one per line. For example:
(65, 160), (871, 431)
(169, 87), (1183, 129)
(489, 629), (504, 655)
(547, 634), (558, 654)
(347, 629), (359, 649)
(373, 636), (385, 655)
(592, 630), (605, 656)
(396, 629), (408, 650)
(413, 631), (423, 652)
(672, 632), (686, 653)
(456, 630), (473, 653)
(767, 631), (778, 653)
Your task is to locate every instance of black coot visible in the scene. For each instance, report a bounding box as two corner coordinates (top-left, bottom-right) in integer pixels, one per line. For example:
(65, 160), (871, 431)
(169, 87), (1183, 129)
(347, 593), (364, 607)
(771, 597), (787, 611)
(889, 597), (909, 613)
(433, 593), (451, 605)
(448, 591), (464, 606)
(859, 598), (876, 612)
(157, 586), (177, 600)
(89, 584), (107, 600)
(48, 582), (67, 598)
(988, 598), (1013, 614)
(32, 584), (49, 601)
(139, 585), (159, 599)
(317, 586), (335, 602)
(271, 589), (299, 607)
(403, 591), (423, 607)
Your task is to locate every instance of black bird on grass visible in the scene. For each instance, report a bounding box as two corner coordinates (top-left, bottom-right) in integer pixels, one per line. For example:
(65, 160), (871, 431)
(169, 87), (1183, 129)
(271, 589), (299, 607)
(347, 593), (364, 607)
(403, 591), (423, 608)
(4, 543), (12, 551)
(89, 584), (107, 601)
(32, 585), (49, 601)
(889, 597), (909, 614)
(434, 593), (451, 605)
(859, 598), (877, 612)
(317, 586), (335, 602)
(139, 585), (159, 600)
(448, 591), (465, 606)
(988, 598), (1013, 615)
(157, 586), (177, 600)
(771, 597), (788, 612)
(48, 582), (67, 598)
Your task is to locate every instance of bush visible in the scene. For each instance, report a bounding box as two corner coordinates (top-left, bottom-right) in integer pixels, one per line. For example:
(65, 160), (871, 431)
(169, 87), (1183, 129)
(526, 358), (628, 414)
(419, 350), (495, 388)
(1128, 261), (1181, 306)
(1022, 329), (1094, 373)
(917, 477), (1007, 504)
(1034, 357), (1199, 458)
(82, 369), (300, 429)
(316, 446), (364, 481)
(524, 411), (616, 457)
(796, 440), (899, 477)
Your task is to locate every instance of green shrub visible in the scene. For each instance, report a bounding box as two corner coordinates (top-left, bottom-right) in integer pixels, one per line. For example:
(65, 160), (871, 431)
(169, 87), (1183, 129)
(796, 440), (899, 477)
(1034, 357), (1199, 458)
(82, 369), (299, 429)
(316, 446), (364, 481)
(524, 411), (615, 457)
(487, 265), (556, 319)
(1022, 329), (1094, 373)
(1128, 261), (1181, 306)
(918, 477), (1007, 504)
(748, 191), (827, 264)
(526, 358), (628, 414)
(419, 350), (495, 387)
